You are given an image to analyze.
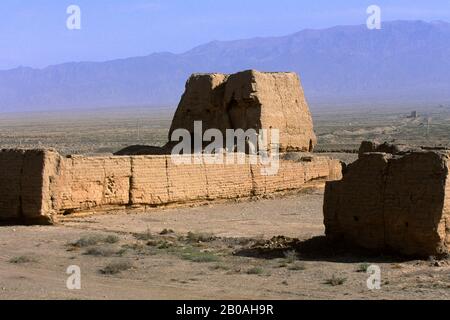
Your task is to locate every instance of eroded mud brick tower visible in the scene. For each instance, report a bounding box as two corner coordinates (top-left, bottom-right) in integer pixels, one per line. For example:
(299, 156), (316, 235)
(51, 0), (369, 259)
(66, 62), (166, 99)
(169, 70), (317, 152)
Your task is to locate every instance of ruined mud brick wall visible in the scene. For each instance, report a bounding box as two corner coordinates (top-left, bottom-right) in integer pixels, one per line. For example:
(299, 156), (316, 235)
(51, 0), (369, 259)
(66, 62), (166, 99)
(444, 168), (450, 250)
(324, 149), (450, 257)
(0, 149), (341, 224)
(58, 154), (341, 210)
(52, 156), (133, 213)
(0, 149), (59, 224)
(169, 70), (317, 152)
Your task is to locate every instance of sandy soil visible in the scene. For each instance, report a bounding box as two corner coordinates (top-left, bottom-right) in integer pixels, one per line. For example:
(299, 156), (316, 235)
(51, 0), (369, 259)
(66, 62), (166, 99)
(0, 190), (449, 300)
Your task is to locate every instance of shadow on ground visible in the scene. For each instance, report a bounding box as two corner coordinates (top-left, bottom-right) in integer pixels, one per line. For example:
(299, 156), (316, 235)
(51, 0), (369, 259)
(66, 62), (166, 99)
(234, 236), (413, 263)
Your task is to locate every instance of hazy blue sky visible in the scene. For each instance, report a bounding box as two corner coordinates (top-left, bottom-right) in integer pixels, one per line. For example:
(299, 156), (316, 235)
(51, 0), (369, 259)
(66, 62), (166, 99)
(0, 0), (449, 69)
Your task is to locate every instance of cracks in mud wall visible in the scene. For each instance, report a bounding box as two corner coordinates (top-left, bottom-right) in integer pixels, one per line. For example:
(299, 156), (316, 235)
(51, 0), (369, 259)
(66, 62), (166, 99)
(0, 149), (340, 223)
(54, 155), (332, 212)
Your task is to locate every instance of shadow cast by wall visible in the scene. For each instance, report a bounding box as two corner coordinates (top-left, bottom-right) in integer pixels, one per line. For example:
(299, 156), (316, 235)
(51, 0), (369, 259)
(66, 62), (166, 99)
(234, 236), (414, 263)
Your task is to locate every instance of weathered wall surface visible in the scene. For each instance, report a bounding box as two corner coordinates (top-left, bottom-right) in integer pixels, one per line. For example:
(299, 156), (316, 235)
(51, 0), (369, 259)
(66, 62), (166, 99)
(0, 149), (58, 224)
(130, 155), (255, 206)
(444, 165), (450, 250)
(56, 154), (339, 209)
(53, 156), (132, 213)
(130, 156), (170, 206)
(324, 153), (389, 250)
(0, 149), (342, 224)
(170, 74), (230, 137)
(384, 152), (449, 256)
(0, 150), (27, 221)
(324, 149), (450, 257)
(169, 70), (317, 152)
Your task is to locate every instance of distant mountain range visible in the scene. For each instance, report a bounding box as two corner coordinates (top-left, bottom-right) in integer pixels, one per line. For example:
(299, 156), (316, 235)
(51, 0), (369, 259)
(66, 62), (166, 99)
(0, 20), (449, 112)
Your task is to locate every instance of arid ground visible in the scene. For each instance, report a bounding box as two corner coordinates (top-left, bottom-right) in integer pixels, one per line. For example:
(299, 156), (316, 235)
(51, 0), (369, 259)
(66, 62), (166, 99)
(0, 106), (449, 300)
(0, 188), (449, 300)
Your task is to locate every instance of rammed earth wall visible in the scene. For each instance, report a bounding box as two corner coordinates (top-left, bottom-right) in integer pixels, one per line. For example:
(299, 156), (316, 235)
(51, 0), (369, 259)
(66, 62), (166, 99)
(324, 149), (450, 257)
(0, 149), (342, 225)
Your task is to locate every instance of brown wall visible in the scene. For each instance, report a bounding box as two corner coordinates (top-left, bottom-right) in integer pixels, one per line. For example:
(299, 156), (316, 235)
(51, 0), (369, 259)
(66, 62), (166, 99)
(53, 155), (132, 213)
(443, 157), (450, 250)
(130, 156), (169, 206)
(0, 149), (342, 224)
(324, 151), (450, 257)
(0, 150), (26, 220)
(54, 154), (341, 212)
(324, 153), (389, 250)
(0, 149), (58, 224)
(384, 152), (448, 256)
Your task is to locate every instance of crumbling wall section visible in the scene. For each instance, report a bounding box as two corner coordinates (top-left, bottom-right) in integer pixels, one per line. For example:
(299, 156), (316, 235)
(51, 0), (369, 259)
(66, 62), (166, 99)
(324, 153), (390, 250)
(324, 149), (450, 257)
(0, 149), (58, 224)
(0, 150), (27, 221)
(384, 152), (449, 256)
(443, 157), (450, 251)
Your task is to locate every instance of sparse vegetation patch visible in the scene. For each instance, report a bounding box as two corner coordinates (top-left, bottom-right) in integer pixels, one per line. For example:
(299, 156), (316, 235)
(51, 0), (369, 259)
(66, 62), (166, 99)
(70, 234), (121, 248)
(357, 263), (371, 273)
(246, 267), (264, 275)
(186, 232), (217, 243)
(100, 260), (133, 275)
(325, 275), (347, 286)
(9, 256), (37, 264)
